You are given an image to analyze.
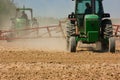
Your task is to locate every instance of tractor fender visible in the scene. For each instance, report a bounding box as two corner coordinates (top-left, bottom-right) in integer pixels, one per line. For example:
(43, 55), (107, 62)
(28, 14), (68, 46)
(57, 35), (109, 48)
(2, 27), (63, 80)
(101, 19), (112, 25)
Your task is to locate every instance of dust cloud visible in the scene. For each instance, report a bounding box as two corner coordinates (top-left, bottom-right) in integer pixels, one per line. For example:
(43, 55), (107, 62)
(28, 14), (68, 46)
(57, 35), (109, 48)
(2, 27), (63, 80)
(0, 1), (65, 52)
(3, 38), (66, 51)
(0, 0), (16, 28)
(0, 16), (67, 52)
(0, 0), (67, 52)
(112, 18), (120, 25)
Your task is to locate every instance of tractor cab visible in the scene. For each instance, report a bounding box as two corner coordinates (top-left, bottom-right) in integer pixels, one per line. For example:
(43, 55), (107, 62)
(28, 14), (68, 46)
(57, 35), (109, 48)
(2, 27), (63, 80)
(8, 7), (39, 40)
(16, 8), (33, 20)
(75, 0), (104, 30)
(13, 8), (33, 29)
(76, 0), (104, 15)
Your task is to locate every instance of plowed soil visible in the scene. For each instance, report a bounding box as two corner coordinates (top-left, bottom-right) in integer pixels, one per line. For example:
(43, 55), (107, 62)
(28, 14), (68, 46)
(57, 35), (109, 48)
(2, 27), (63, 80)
(0, 39), (120, 80)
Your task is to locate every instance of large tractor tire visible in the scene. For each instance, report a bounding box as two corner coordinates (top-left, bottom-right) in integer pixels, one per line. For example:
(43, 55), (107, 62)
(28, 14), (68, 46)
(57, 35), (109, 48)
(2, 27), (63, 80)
(102, 19), (113, 39)
(69, 37), (77, 52)
(66, 37), (69, 51)
(109, 37), (115, 53)
(66, 21), (76, 51)
(101, 19), (115, 52)
(66, 22), (70, 50)
(104, 24), (113, 39)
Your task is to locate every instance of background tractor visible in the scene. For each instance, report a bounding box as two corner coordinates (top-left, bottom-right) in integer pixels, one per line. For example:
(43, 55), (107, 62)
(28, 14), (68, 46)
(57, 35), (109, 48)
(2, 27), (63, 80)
(12, 7), (39, 30)
(7, 7), (39, 41)
(66, 0), (115, 52)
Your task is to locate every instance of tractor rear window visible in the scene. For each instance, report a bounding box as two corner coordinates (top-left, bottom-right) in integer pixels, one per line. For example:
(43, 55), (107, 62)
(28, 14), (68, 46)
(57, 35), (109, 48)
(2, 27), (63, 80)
(77, 1), (91, 14)
(95, 1), (99, 13)
(76, 0), (103, 14)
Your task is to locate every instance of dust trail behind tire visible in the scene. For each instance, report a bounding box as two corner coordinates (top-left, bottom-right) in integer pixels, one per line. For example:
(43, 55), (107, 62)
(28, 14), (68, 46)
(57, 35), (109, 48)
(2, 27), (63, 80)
(0, 38), (66, 52)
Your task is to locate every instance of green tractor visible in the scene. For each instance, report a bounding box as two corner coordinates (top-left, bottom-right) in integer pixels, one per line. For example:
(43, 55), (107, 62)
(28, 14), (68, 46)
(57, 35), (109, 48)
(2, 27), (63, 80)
(7, 7), (39, 41)
(11, 7), (38, 30)
(66, 0), (115, 52)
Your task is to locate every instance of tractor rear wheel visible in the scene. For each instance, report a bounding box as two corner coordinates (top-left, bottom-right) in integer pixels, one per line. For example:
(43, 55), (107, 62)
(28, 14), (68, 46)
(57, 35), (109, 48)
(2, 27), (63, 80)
(104, 24), (113, 39)
(102, 20), (113, 39)
(66, 21), (76, 51)
(69, 37), (76, 52)
(101, 19), (114, 52)
(66, 22), (70, 50)
(66, 37), (69, 50)
(109, 37), (115, 53)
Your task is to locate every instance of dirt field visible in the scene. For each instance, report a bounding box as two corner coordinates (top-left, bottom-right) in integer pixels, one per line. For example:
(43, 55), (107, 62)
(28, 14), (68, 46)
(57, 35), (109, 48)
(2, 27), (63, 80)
(0, 39), (120, 80)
